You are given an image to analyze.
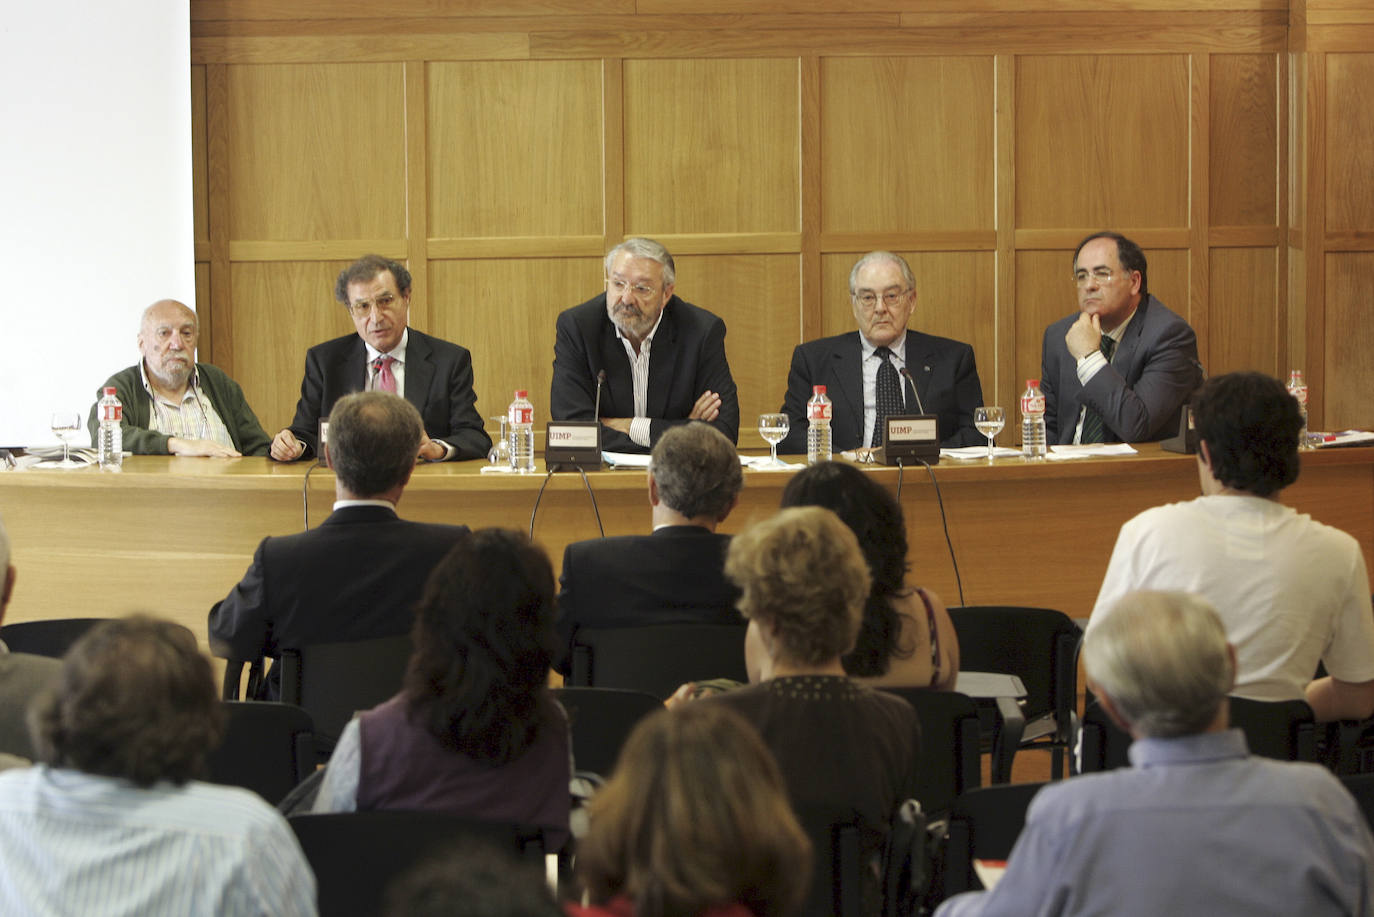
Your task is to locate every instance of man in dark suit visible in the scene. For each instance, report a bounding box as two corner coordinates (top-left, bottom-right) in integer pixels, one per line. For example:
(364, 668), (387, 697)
(778, 251), (984, 452)
(0, 515), (61, 761)
(1041, 232), (1202, 444)
(270, 254), (491, 462)
(550, 238), (739, 453)
(210, 392), (470, 698)
(553, 422), (744, 674)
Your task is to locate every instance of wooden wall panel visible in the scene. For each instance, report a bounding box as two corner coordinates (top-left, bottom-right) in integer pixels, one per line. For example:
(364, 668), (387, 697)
(1324, 253), (1374, 429)
(819, 57), (995, 233)
(1015, 55), (1190, 229)
(225, 63), (407, 240)
(192, 66), (209, 245)
(1209, 247), (1278, 374)
(1324, 53), (1374, 232)
(623, 59), (800, 235)
(1210, 54), (1278, 227)
(427, 61), (603, 239)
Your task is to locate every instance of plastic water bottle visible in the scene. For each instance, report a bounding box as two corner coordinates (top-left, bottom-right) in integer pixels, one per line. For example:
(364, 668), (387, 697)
(97, 386), (123, 470)
(1021, 379), (1047, 460)
(1287, 370), (1310, 449)
(807, 385), (832, 465)
(507, 389), (535, 473)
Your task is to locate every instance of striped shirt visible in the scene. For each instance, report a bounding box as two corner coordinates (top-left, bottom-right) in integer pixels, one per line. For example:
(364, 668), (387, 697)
(0, 766), (317, 916)
(614, 312), (665, 449)
(140, 363), (234, 448)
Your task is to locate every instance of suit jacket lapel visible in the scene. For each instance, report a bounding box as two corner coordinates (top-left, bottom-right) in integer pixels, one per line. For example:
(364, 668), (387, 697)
(597, 312), (634, 418)
(337, 337), (368, 399)
(825, 333), (865, 446)
(904, 332), (937, 412)
(646, 300), (680, 419)
(403, 329), (434, 414)
(1112, 296), (1150, 382)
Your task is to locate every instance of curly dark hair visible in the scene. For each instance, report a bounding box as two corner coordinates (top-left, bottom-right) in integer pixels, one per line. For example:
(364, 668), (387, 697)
(1074, 231), (1149, 297)
(30, 616), (225, 787)
(404, 528), (558, 764)
(780, 461), (916, 677)
(335, 253), (412, 304)
(1193, 372), (1301, 497)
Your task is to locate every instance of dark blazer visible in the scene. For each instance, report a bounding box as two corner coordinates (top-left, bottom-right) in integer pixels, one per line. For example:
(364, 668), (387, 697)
(1040, 294), (1202, 444)
(553, 526), (741, 674)
(550, 294), (739, 453)
(777, 330), (984, 453)
(207, 505), (470, 669)
(283, 329), (491, 461)
(0, 652), (62, 760)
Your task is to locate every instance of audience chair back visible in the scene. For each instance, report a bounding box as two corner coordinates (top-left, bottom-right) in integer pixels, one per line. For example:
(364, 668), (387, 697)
(949, 606), (1080, 778)
(279, 634), (414, 758)
(795, 806), (865, 917)
(881, 688), (981, 815)
(550, 687), (663, 779)
(206, 701), (315, 805)
(936, 782), (1048, 902)
(288, 811), (547, 917)
(567, 624), (748, 699)
(0, 617), (103, 658)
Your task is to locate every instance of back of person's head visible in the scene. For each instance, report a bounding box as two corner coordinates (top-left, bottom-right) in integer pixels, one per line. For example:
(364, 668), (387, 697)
(30, 615), (225, 786)
(335, 253), (412, 303)
(1083, 590), (1233, 738)
(578, 703), (810, 917)
(327, 391), (423, 497)
(725, 506), (870, 667)
(383, 840), (561, 917)
(1193, 372), (1301, 497)
(780, 462), (909, 677)
(405, 528), (556, 763)
(649, 423), (743, 520)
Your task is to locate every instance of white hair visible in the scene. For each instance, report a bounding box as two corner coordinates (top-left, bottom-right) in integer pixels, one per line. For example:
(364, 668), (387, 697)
(605, 238), (675, 287)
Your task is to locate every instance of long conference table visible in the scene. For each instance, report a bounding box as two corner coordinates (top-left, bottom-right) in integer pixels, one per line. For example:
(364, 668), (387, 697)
(3, 446), (1373, 656)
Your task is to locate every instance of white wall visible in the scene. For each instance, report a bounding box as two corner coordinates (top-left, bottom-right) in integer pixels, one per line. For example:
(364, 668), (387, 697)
(0, 2), (192, 446)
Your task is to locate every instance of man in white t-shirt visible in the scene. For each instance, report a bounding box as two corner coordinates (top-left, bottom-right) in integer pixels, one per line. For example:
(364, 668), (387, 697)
(1089, 371), (1374, 722)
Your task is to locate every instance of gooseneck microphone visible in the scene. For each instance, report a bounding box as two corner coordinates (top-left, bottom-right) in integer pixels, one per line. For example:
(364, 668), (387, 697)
(898, 367), (926, 415)
(593, 369), (606, 420)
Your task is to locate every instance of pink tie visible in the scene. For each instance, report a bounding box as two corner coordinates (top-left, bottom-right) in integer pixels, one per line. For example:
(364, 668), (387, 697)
(373, 356), (397, 393)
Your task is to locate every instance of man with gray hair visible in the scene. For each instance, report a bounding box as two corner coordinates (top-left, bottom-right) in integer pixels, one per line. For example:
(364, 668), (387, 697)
(551, 237), (739, 453)
(210, 392), (470, 698)
(0, 513), (62, 762)
(553, 422), (744, 673)
(777, 251), (983, 452)
(936, 590), (1374, 917)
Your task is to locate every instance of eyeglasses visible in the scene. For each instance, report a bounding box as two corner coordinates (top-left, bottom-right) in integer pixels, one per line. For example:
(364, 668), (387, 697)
(853, 289), (911, 310)
(607, 278), (660, 300)
(1073, 267), (1121, 286)
(348, 292), (401, 318)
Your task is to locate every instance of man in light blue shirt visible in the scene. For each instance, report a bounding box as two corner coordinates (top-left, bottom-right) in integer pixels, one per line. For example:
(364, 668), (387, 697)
(0, 616), (316, 916)
(936, 590), (1374, 917)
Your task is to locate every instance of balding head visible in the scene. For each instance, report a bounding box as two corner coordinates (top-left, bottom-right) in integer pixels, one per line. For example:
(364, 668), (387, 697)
(137, 300), (199, 392)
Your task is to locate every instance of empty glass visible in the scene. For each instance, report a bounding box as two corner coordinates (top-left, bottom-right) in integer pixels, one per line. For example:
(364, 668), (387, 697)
(487, 416), (510, 465)
(50, 412), (84, 468)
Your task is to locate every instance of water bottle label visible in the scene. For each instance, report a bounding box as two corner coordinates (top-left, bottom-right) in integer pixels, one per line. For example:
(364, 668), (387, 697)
(102, 405), (122, 422)
(509, 405), (533, 425)
(1289, 385), (1307, 406)
(1021, 395), (1045, 414)
(807, 403), (832, 422)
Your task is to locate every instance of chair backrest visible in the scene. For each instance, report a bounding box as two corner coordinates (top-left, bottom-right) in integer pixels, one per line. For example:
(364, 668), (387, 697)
(795, 808), (866, 917)
(880, 688), (981, 815)
(279, 634), (414, 754)
(938, 782), (1047, 900)
(948, 606), (1079, 726)
(550, 687), (663, 778)
(0, 617), (103, 658)
(568, 624), (748, 699)
(1077, 693), (1132, 773)
(289, 811), (546, 917)
(206, 701), (315, 805)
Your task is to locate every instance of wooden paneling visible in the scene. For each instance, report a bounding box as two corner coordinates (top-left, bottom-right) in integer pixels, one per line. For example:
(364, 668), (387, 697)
(622, 58), (799, 235)
(427, 60), (603, 239)
(1324, 53), (1374, 232)
(1209, 246), (1279, 374)
(225, 63), (407, 240)
(1015, 55), (1190, 229)
(819, 57), (995, 234)
(1210, 54), (1279, 227)
(192, 65), (209, 245)
(1324, 253), (1374, 429)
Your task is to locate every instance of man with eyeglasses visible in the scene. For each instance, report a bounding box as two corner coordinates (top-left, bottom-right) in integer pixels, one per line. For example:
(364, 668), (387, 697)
(550, 237), (739, 453)
(775, 250), (984, 453)
(270, 253), (491, 462)
(1040, 232), (1201, 444)
(87, 299), (271, 456)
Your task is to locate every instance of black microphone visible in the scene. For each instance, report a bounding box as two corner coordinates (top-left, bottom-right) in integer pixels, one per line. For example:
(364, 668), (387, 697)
(593, 369), (606, 420)
(898, 367), (926, 415)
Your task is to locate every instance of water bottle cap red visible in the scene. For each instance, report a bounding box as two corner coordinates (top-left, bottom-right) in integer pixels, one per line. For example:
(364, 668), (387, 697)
(813, 385), (826, 395)
(1026, 379), (1040, 388)
(103, 387), (117, 395)
(514, 389), (528, 399)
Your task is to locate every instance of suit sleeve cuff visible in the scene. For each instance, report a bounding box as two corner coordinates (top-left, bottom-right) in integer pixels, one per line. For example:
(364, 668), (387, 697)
(629, 417), (652, 449)
(1076, 350), (1107, 386)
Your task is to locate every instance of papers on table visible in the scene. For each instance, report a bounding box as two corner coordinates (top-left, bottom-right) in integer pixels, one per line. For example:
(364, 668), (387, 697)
(1311, 430), (1374, 448)
(1046, 443), (1138, 460)
(942, 446), (1023, 460)
(601, 451), (652, 469)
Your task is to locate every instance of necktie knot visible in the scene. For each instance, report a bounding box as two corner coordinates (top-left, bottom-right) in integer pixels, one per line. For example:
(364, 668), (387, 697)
(1100, 335), (1117, 362)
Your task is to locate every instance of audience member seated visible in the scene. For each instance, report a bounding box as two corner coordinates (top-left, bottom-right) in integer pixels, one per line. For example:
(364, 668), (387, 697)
(570, 702), (810, 917)
(705, 506), (920, 917)
(0, 615), (316, 916)
(209, 391), (470, 698)
(314, 528), (571, 851)
(1090, 371), (1374, 721)
(0, 513), (61, 761)
(936, 590), (1374, 917)
(779, 461), (959, 689)
(384, 840), (563, 917)
(554, 422), (744, 674)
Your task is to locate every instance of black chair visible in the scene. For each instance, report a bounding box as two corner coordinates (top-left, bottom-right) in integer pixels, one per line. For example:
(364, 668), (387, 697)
(567, 624), (748, 699)
(0, 617), (103, 657)
(289, 811), (547, 917)
(551, 686), (663, 778)
(935, 782), (1047, 901)
(206, 701), (315, 805)
(796, 807), (865, 917)
(949, 606), (1081, 779)
(881, 688), (981, 816)
(278, 634), (414, 756)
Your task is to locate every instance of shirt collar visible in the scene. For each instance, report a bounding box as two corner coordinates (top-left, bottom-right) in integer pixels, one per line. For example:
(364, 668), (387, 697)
(1104, 304), (1138, 343)
(1128, 727), (1249, 768)
(364, 327), (409, 364)
(612, 306), (667, 350)
(332, 499), (399, 512)
(860, 329), (908, 361)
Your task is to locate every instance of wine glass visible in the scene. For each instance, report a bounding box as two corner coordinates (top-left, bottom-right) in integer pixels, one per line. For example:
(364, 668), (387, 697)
(50, 412), (84, 468)
(487, 416), (510, 465)
(758, 413), (789, 467)
(973, 406), (1005, 463)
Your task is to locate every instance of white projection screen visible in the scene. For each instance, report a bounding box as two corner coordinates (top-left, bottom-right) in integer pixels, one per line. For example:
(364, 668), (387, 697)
(0, 4), (192, 447)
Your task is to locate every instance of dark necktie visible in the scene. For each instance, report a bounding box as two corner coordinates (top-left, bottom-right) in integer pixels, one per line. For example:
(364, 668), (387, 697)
(872, 346), (904, 448)
(372, 356), (397, 394)
(1079, 335), (1117, 443)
